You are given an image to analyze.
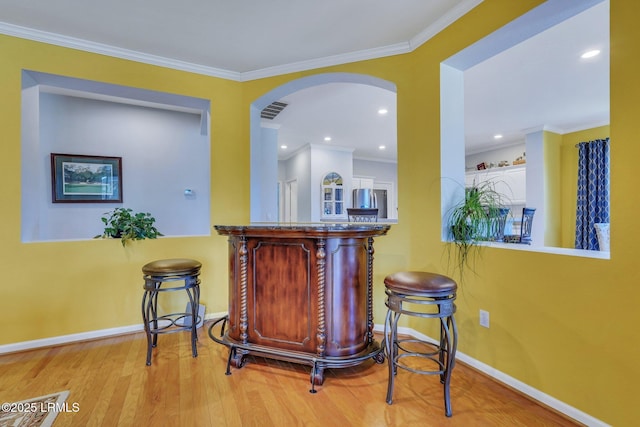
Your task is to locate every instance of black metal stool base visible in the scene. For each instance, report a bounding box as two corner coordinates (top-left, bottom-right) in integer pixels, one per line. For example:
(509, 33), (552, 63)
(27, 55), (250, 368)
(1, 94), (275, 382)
(383, 271), (458, 417)
(141, 258), (202, 366)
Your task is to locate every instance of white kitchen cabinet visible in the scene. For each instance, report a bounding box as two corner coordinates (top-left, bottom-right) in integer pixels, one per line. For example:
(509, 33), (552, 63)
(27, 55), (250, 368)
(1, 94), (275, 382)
(352, 177), (374, 189)
(465, 165), (526, 205)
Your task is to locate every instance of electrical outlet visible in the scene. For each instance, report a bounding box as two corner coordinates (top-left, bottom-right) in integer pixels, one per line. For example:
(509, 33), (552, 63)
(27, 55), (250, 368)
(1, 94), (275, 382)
(479, 309), (490, 328)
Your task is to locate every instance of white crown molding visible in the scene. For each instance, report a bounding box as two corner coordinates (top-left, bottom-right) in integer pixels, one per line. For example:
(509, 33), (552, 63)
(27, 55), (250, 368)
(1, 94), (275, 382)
(0, 21), (241, 81)
(522, 124), (558, 135)
(465, 139), (525, 156)
(467, 118), (611, 156)
(556, 119), (610, 135)
(0, 1), (483, 82)
(353, 155), (398, 164)
(309, 143), (355, 154)
(278, 142), (310, 161)
(409, 0), (485, 50)
(250, 0), (486, 81)
(240, 42), (411, 82)
(522, 120), (610, 137)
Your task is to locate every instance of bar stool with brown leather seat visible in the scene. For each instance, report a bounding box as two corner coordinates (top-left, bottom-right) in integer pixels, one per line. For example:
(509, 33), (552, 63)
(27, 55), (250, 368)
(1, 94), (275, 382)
(384, 271), (458, 417)
(141, 258), (202, 366)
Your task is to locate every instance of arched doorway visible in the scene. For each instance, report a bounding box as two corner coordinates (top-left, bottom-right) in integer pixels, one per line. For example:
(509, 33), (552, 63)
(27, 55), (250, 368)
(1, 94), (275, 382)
(250, 72), (397, 222)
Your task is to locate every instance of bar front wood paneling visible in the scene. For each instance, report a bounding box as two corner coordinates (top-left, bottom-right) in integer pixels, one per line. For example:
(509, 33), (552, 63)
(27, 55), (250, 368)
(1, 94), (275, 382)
(211, 223), (390, 388)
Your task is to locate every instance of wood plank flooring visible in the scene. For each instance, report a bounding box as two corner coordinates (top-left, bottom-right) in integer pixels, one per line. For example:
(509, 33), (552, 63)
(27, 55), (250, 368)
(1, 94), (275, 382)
(0, 321), (581, 426)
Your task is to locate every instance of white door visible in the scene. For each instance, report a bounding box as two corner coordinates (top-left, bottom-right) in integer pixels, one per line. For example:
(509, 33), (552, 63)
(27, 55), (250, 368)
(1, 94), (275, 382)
(284, 179), (298, 222)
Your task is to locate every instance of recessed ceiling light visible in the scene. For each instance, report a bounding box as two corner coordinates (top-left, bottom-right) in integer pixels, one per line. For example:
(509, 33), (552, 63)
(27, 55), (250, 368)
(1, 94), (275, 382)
(324, 136), (332, 142)
(379, 145), (386, 150)
(280, 144), (287, 149)
(494, 134), (503, 139)
(581, 49), (601, 59)
(378, 108), (388, 115)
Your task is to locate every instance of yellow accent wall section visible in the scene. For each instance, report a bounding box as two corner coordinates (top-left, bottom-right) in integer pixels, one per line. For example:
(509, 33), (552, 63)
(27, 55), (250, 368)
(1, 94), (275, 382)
(1, 0), (638, 425)
(543, 131), (563, 247)
(0, 34), (246, 342)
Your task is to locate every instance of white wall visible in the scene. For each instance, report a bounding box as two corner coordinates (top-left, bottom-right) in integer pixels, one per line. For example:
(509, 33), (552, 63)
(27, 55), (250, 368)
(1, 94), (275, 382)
(280, 144), (354, 222)
(353, 159), (396, 184)
(22, 92), (210, 242)
(282, 146), (312, 222)
(278, 155), (398, 222)
(310, 145), (353, 222)
(250, 72), (397, 223)
(525, 130), (545, 246)
(353, 158), (398, 219)
(251, 126), (279, 221)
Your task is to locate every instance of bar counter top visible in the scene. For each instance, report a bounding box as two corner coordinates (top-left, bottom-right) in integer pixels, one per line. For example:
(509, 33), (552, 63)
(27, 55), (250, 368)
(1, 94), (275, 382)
(214, 222), (391, 238)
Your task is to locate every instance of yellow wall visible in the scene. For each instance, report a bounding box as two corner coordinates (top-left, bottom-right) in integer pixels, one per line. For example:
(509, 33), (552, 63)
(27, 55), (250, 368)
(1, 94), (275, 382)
(560, 125), (611, 248)
(543, 131), (563, 247)
(1, 0), (638, 425)
(0, 36), (246, 340)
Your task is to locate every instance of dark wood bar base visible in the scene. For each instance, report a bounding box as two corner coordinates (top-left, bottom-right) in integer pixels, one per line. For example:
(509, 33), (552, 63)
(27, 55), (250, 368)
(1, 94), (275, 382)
(212, 223), (390, 391)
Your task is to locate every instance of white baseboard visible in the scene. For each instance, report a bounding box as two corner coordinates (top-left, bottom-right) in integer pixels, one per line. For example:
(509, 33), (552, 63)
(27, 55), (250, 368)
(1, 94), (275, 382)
(1, 317), (608, 426)
(0, 311), (227, 355)
(373, 324), (610, 427)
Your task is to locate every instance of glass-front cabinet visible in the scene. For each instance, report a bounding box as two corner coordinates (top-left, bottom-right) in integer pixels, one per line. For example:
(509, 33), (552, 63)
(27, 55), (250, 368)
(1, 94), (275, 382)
(322, 172), (345, 219)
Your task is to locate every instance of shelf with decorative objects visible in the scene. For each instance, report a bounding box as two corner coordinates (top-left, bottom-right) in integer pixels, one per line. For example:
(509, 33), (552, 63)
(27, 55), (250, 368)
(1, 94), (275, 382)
(465, 164), (526, 206)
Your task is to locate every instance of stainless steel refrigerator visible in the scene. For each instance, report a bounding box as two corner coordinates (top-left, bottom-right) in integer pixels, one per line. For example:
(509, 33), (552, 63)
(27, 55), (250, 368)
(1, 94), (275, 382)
(372, 189), (387, 219)
(352, 188), (387, 219)
(352, 188), (377, 209)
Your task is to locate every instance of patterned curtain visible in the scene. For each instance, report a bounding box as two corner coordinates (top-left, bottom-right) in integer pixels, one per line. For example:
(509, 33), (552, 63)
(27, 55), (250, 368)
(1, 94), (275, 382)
(575, 138), (610, 250)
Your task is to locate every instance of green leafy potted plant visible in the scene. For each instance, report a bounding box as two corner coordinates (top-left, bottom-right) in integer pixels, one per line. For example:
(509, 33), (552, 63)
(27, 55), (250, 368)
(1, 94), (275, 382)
(446, 180), (508, 281)
(95, 207), (163, 246)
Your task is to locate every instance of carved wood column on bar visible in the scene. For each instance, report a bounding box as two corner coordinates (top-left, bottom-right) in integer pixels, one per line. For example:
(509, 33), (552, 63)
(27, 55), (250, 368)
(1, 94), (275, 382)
(316, 238), (327, 359)
(239, 236), (248, 345)
(211, 223), (391, 389)
(366, 236), (375, 345)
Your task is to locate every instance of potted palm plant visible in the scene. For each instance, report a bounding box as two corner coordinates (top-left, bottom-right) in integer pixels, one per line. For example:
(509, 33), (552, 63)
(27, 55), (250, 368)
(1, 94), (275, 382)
(95, 207), (163, 246)
(447, 180), (507, 281)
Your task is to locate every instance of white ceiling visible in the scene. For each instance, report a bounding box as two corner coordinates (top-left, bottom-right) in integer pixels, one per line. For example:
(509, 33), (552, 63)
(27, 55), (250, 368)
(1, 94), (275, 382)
(0, 0), (479, 76)
(464, 0), (609, 153)
(0, 0), (609, 162)
(270, 1), (608, 161)
(270, 83), (397, 162)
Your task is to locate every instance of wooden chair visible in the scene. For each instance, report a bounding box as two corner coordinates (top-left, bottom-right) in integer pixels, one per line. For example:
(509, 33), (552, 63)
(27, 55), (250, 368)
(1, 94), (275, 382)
(347, 208), (378, 222)
(503, 208), (536, 244)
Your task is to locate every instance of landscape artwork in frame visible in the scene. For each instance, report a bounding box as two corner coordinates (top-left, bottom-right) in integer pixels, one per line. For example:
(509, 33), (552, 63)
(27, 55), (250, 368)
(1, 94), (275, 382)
(51, 153), (123, 203)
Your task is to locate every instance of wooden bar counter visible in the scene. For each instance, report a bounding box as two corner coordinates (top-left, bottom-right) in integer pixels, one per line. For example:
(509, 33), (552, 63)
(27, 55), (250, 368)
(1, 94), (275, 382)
(211, 223), (391, 388)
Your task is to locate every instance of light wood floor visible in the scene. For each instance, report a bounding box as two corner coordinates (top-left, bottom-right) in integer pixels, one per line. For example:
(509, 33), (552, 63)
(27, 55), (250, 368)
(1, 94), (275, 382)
(0, 321), (581, 427)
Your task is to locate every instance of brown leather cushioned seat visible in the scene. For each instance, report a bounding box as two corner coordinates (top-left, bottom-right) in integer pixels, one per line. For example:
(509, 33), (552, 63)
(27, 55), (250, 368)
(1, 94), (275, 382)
(384, 271), (457, 297)
(142, 258), (201, 276)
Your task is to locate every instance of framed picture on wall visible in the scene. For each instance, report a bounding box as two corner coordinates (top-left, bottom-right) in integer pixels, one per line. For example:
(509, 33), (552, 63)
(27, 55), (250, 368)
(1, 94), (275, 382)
(51, 153), (123, 203)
